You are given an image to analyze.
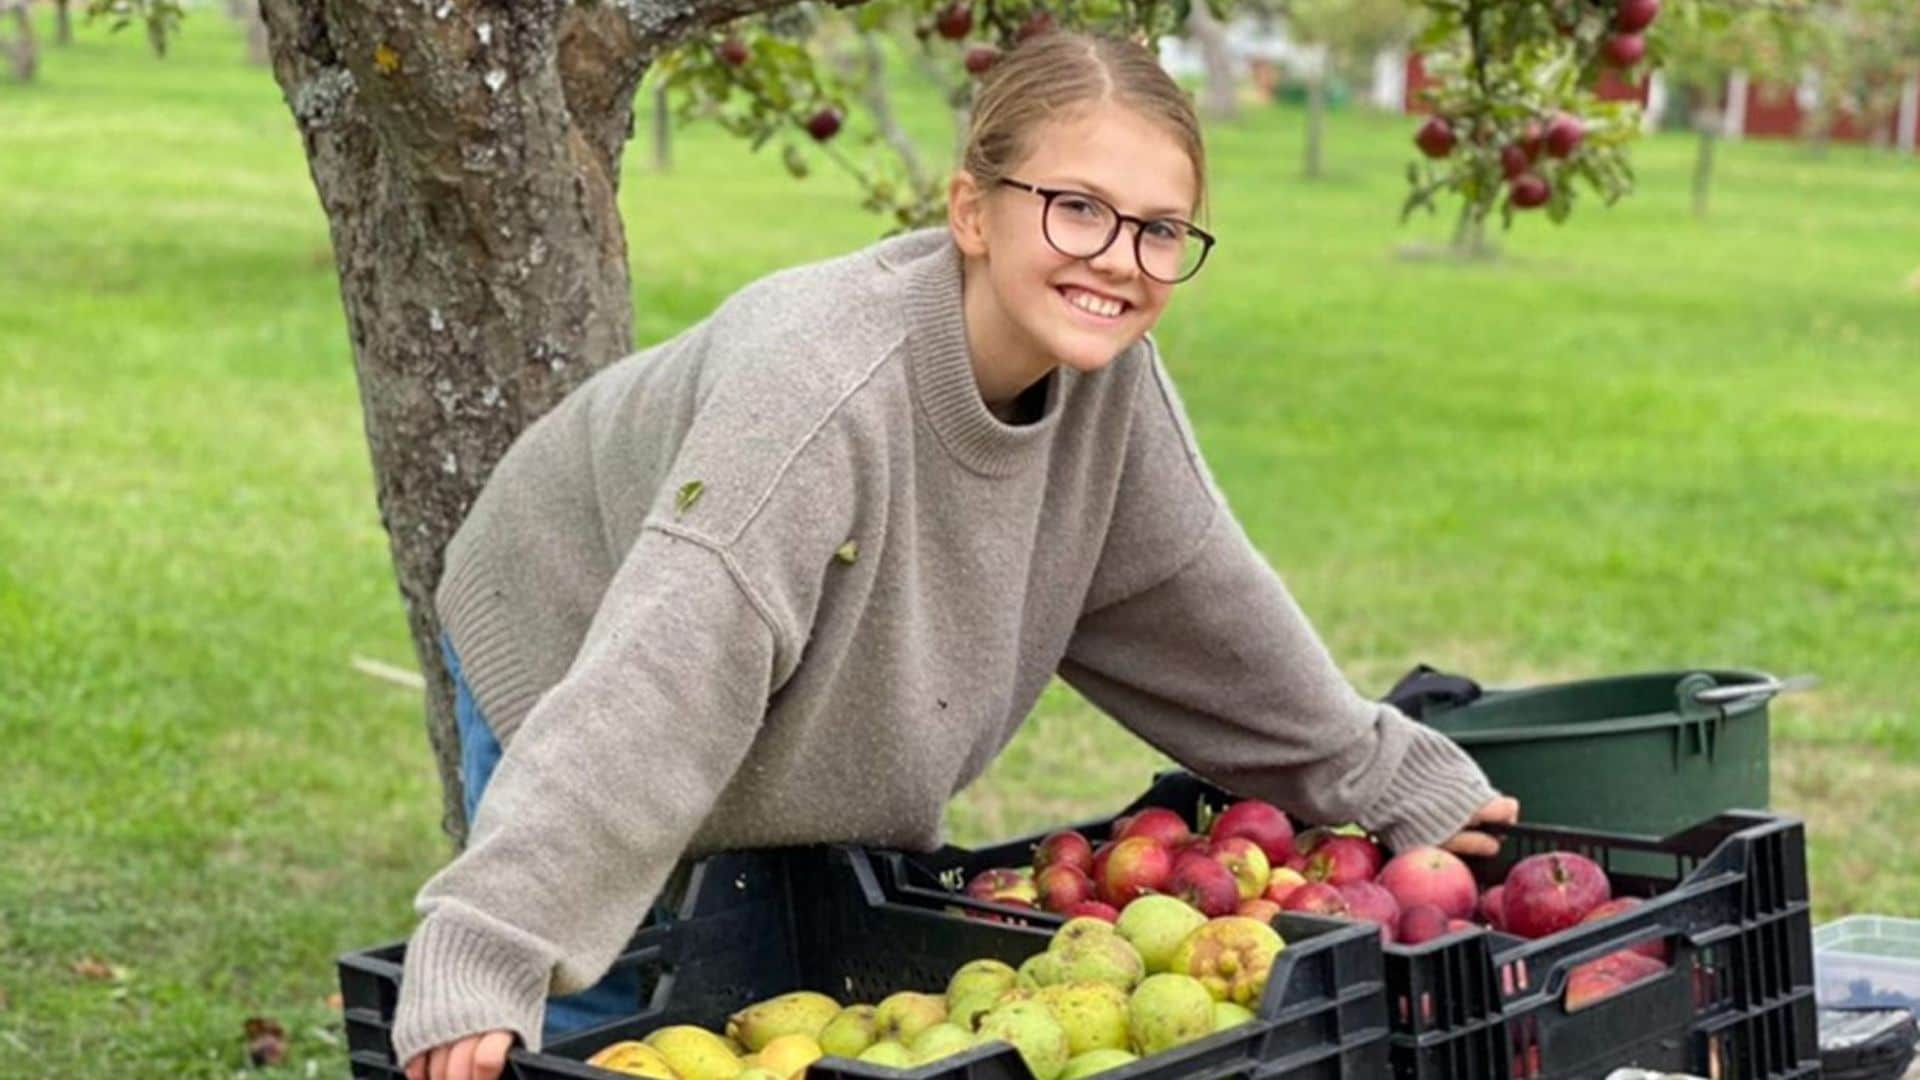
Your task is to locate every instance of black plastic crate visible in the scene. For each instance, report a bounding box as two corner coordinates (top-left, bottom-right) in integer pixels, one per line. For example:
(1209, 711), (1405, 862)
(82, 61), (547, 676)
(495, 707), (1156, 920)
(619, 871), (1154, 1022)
(338, 843), (1390, 1080)
(869, 770), (1820, 1080)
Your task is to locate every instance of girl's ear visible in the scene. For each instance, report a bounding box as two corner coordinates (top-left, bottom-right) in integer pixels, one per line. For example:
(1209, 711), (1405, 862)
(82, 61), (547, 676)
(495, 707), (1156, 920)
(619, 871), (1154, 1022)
(947, 171), (990, 258)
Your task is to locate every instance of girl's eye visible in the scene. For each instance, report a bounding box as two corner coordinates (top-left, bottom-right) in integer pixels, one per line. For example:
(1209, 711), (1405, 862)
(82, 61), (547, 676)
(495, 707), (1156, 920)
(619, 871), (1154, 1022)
(1058, 196), (1103, 218)
(1144, 220), (1186, 242)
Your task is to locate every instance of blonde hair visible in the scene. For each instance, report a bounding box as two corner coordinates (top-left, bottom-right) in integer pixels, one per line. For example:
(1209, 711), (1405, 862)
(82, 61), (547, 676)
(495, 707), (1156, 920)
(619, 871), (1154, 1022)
(962, 31), (1209, 224)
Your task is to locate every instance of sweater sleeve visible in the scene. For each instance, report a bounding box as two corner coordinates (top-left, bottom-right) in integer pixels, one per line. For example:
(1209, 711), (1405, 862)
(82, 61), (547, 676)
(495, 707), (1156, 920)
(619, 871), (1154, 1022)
(391, 523), (784, 1063)
(1056, 343), (1496, 852)
(1057, 506), (1497, 852)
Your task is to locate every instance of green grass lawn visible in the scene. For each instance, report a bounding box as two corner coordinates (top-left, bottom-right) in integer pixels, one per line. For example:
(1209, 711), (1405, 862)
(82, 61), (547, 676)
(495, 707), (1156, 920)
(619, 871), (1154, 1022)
(3, 10), (1918, 1076)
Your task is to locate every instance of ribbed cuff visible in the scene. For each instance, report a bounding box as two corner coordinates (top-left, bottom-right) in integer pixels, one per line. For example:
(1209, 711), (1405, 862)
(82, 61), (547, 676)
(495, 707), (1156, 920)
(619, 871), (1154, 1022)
(1363, 717), (1499, 852)
(390, 910), (553, 1065)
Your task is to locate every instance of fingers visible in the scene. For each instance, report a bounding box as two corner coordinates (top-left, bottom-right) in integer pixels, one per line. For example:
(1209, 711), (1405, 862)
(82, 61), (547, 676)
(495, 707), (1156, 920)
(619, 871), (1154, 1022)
(1483, 795), (1521, 825)
(428, 1043), (450, 1080)
(406, 1053), (426, 1080)
(1441, 829), (1501, 858)
(474, 1032), (514, 1080)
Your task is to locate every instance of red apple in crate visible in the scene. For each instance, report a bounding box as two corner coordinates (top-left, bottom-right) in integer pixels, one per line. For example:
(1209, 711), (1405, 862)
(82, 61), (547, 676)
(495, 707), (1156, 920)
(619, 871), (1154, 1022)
(1377, 846), (1479, 921)
(1566, 950), (1665, 1011)
(1398, 904), (1452, 946)
(1280, 882), (1348, 916)
(1502, 852), (1610, 939)
(1264, 866), (1308, 906)
(1091, 840), (1116, 885)
(1114, 807), (1190, 847)
(1209, 799), (1296, 865)
(1338, 881), (1402, 943)
(1208, 836), (1271, 901)
(1299, 834), (1382, 886)
(1479, 885), (1508, 932)
(965, 868), (1038, 908)
(1101, 836), (1174, 907)
(1237, 898), (1283, 923)
(1035, 864), (1098, 914)
(1033, 830), (1095, 876)
(1168, 853), (1240, 917)
(1064, 899), (1121, 923)
(1579, 897), (1668, 961)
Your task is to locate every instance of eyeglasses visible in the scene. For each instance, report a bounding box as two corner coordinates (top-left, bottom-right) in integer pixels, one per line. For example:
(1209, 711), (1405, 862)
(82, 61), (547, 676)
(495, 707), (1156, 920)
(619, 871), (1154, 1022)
(997, 178), (1216, 284)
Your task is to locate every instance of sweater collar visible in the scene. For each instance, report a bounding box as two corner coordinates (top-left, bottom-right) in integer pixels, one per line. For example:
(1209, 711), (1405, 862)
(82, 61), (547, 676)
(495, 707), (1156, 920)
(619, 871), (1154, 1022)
(894, 229), (1077, 477)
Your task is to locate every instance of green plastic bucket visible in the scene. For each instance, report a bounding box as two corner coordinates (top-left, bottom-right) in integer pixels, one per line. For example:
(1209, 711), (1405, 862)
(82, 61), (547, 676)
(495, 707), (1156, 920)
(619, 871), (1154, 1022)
(1422, 669), (1786, 839)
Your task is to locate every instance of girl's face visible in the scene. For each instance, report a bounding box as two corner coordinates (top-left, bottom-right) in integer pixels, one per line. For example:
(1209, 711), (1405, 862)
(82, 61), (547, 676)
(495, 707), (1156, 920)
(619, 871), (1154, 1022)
(951, 103), (1200, 391)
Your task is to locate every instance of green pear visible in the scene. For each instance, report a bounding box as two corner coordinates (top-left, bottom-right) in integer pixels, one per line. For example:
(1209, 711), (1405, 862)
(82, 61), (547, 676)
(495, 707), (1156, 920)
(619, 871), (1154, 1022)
(909, 1021), (976, 1064)
(1115, 896), (1208, 975)
(1059, 1049), (1140, 1079)
(1018, 950), (1063, 989)
(640, 1025), (742, 1080)
(855, 1040), (914, 1068)
(1051, 932), (1145, 992)
(735, 1070), (785, 1080)
(874, 990), (948, 1045)
(818, 1004), (880, 1059)
(1212, 1001), (1256, 1031)
(975, 1000), (1072, 1080)
(947, 958), (1020, 1029)
(1037, 983), (1131, 1056)
(1052, 917), (1119, 950)
(725, 990), (841, 1052)
(1127, 973), (1216, 1056)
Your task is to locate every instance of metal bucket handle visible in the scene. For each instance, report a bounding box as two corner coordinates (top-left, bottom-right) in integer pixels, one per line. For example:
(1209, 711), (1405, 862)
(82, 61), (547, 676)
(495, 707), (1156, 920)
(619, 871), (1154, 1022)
(1689, 673), (1818, 707)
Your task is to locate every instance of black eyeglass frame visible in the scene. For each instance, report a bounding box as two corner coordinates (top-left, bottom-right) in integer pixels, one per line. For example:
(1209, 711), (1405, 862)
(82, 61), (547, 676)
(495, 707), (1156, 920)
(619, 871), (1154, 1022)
(997, 178), (1217, 284)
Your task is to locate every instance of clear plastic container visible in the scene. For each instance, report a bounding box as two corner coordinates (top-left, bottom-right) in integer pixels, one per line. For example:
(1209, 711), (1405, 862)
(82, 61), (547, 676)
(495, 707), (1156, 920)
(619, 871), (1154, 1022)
(1815, 916), (1920, 1018)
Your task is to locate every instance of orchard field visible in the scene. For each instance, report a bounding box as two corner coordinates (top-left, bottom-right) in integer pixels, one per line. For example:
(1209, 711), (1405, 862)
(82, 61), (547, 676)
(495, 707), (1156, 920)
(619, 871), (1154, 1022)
(2, 11), (1917, 1076)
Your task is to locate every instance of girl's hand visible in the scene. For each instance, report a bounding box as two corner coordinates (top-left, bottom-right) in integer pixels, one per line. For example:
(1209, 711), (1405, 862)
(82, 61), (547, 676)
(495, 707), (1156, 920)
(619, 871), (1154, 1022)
(405, 1030), (515, 1080)
(1440, 794), (1520, 858)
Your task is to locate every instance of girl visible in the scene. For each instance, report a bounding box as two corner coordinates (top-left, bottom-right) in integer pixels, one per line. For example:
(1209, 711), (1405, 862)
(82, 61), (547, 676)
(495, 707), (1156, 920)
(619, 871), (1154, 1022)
(398, 30), (1517, 1080)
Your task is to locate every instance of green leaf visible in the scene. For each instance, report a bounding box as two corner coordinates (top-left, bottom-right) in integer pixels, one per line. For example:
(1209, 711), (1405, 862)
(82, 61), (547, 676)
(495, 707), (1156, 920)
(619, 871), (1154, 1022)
(675, 480), (704, 516)
(834, 540), (860, 564)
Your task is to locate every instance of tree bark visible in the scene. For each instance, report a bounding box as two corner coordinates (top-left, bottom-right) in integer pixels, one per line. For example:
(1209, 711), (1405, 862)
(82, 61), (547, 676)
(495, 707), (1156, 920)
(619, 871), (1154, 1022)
(1304, 65), (1326, 179)
(1185, 0), (1237, 120)
(228, 0), (272, 66)
(1691, 112), (1716, 220)
(55, 0), (71, 46)
(258, 0), (832, 848)
(652, 82), (671, 172)
(7, 0), (36, 82)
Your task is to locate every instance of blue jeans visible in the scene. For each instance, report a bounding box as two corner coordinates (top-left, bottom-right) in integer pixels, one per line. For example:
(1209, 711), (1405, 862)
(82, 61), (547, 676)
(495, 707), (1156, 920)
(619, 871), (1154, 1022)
(439, 632), (643, 1043)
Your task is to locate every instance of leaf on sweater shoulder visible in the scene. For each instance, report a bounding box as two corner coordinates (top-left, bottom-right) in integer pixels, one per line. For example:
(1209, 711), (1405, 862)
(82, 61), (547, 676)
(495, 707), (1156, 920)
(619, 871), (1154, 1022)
(675, 480), (704, 516)
(834, 539), (859, 565)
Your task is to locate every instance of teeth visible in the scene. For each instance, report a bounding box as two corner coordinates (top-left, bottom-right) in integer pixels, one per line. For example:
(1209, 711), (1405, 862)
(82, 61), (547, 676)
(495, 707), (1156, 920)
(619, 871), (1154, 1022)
(1065, 288), (1124, 318)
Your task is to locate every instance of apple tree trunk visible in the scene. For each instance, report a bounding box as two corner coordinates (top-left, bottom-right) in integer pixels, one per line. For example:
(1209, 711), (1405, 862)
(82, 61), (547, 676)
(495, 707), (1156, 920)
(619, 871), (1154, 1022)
(7, 0), (36, 82)
(258, 0), (818, 848)
(1186, 1), (1237, 120)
